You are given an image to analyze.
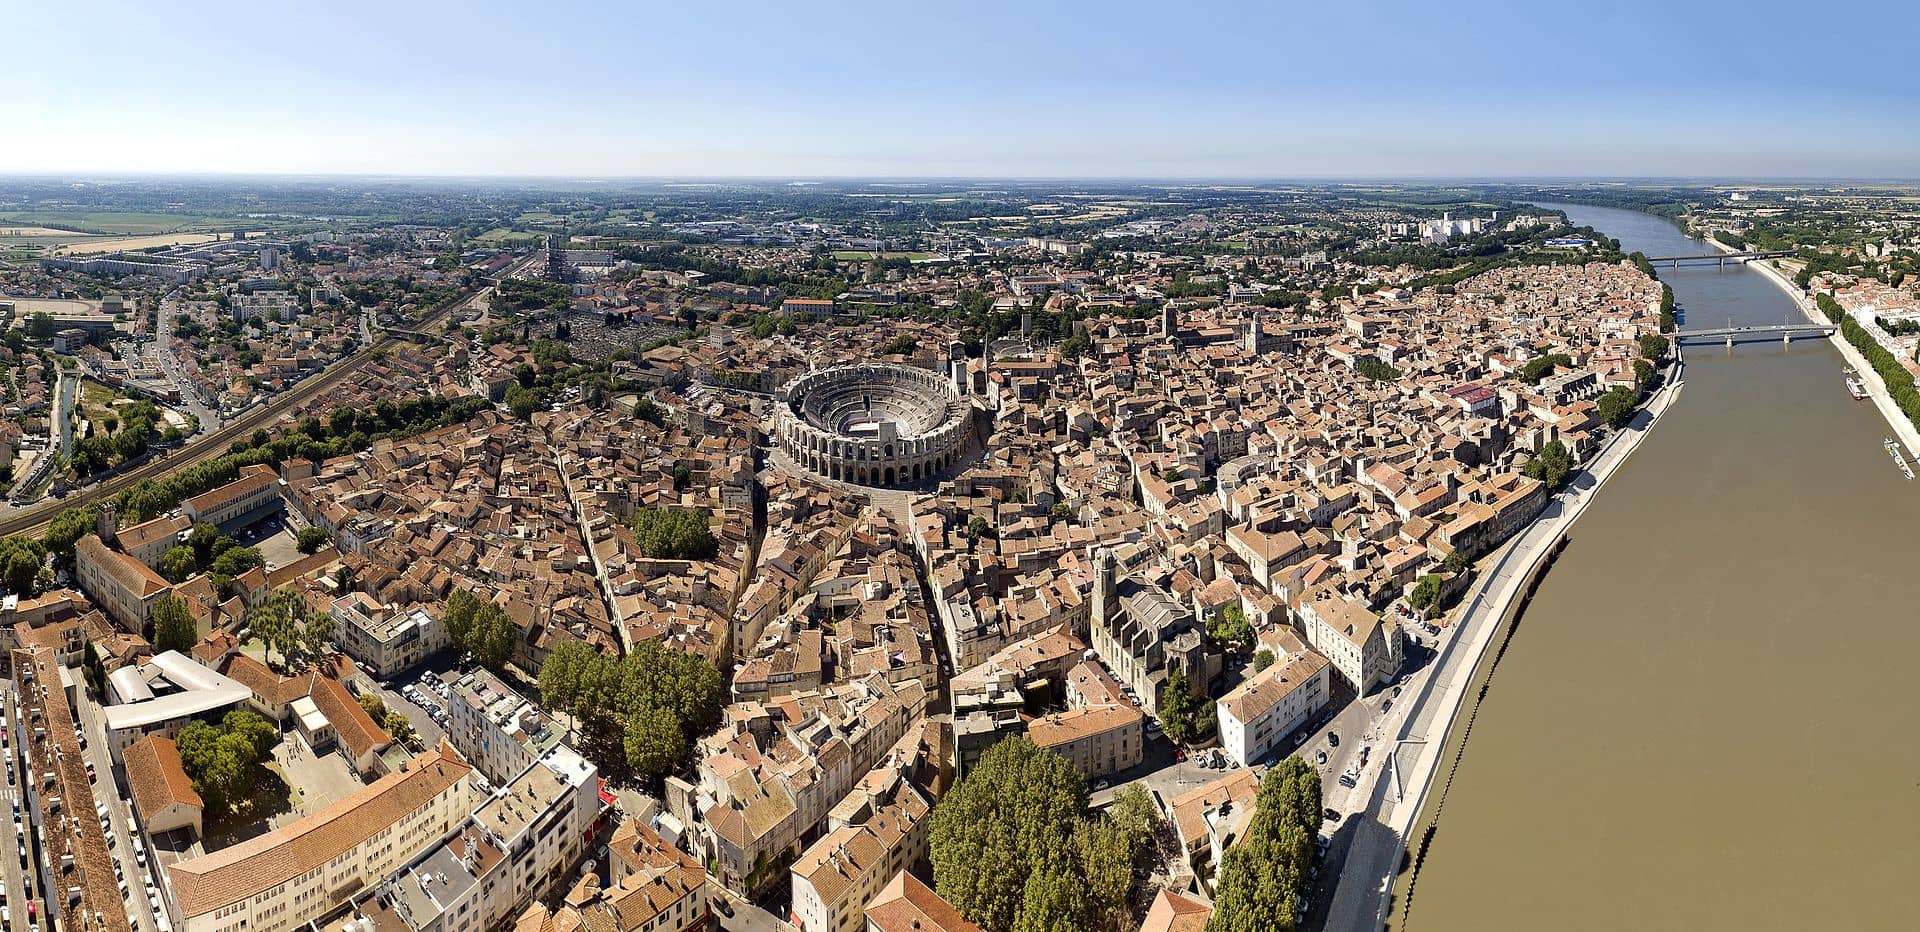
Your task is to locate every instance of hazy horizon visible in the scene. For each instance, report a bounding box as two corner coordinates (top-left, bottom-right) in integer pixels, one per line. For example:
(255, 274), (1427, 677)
(8, 0), (1917, 179)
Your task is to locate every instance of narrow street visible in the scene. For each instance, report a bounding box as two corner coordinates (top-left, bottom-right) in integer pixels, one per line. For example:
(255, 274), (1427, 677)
(71, 677), (165, 932)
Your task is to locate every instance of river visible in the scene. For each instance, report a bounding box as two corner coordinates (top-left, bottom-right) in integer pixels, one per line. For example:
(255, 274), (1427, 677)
(1399, 202), (1920, 931)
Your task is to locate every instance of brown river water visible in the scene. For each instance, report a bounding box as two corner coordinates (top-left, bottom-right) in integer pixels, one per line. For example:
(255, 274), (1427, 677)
(1400, 202), (1920, 931)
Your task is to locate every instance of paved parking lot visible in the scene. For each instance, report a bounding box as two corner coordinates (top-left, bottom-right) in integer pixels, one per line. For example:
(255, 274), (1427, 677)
(232, 513), (305, 572)
(370, 669), (452, 750)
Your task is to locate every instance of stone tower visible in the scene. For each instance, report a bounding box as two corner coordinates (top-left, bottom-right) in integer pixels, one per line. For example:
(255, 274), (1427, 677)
(1092, 547), (1117, 629)
(96, 501), (118, 545)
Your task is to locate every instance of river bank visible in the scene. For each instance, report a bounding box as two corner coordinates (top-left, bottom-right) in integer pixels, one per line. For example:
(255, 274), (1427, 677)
(1743, 254), (1920, 458)
(1323, 347), (1686, 931)
(1702, 233), (1920, 458)
(1398, 201), (1920, 932)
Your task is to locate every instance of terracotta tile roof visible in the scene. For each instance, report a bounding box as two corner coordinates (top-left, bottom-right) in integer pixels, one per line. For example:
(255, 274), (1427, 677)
(166, 743), (472, 919)
(864, 871), (980, 932)
(117, 513), (190, 556)
(183, 462), (279, 516)
(78, 533), (172, 598)
(123, 734), (204, 818)
(1217, 650), (1329, 723)
(311, 670), (391, 760)
(1139, 889), (1212, 932)
(1026, 704), (1141, 749)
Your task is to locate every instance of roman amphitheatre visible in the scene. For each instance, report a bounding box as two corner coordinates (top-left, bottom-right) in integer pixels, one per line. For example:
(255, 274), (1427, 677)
(775, 362), (976, 487)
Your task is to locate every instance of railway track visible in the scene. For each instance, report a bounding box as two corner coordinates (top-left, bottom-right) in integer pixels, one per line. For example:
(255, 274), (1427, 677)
(0, 288), (477, 540)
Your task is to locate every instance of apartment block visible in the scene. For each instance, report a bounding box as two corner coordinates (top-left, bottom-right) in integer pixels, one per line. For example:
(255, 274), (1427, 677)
(1215, 650), (1331, 768)
(166, 744), (478, 932)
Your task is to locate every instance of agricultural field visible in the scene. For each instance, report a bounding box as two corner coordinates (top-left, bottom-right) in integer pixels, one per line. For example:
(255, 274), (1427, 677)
(52, 232), (226, 255)
(0, 210), (222, 234)
(473, 227), (547, 246)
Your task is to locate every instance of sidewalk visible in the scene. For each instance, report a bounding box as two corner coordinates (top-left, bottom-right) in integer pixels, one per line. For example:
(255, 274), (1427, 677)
(1324, 364), (1685, 932)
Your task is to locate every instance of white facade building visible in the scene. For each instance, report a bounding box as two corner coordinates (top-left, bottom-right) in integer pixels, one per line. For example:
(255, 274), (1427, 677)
(1215, 650), (1331, 768)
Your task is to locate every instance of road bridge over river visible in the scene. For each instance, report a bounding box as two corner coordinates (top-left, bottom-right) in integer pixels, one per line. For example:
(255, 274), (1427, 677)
(1674, 322), (1835, 346)
(1645, 249), (1793, 268)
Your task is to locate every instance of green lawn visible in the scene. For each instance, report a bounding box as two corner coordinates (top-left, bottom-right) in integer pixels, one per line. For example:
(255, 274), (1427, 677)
(0, 210), (221, 234)
(473, 227), (547, 246)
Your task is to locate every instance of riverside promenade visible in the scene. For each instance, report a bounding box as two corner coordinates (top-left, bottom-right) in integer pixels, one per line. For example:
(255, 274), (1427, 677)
(1747, 256), (1920, 457)
(1323, 362), (1686, 932)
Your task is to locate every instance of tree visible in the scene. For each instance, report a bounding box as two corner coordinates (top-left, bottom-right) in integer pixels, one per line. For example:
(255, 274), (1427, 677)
(1252, 649), (1275, 673)
(443, 590), (516, 670)
(1408, 574), (1444, 612)
(1597, 386), (1637, 429)
(1207, 604), (1253, 654)
(357, 691), (388, 720)
(176, 710), (278, 815)
(1354, 357), (1401, 381)
(187, 522), (221, 564)
(1441, 550), (1470, 575)
(1157, 670), (1213, 745)
(1516, 352), (1572, 384)
(152, 595), (197, 653)
(505, 385), (539, 420)
(1059, 330), (1092, 359)
(210, 545), (262, 577)
(623, 706), (688, 781)
(1049, 502), (1073, 522)
(296, 526), (328, 554)
(443, 589), (481, 645)
(1637, 333), (1670, 360)
(303, 610), (335, 656)
(537, 638), (723, 786)
(966, 515), (994, 542)
(383, 711), (416, 745)
(1523, 440), (1573, 489)
(927, 738), (1090, 932)
(1207, 759), (1322, 932)
(630, 508), (717, 560)
(159, 545), (199, 583)
(0, 536), (47, 596)
(245, 587), (307, 667)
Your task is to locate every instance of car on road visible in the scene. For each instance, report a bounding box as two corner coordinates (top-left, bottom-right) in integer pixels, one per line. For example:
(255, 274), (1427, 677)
(1323, 808), (1342, 822)
(1093, 780), (1109, 791)
(1327, 732), (1339, 747)
(1315, 750), (1327, 765)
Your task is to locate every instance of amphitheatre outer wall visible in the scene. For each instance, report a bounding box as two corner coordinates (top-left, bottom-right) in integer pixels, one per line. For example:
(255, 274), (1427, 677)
(775, 363), (974, 487)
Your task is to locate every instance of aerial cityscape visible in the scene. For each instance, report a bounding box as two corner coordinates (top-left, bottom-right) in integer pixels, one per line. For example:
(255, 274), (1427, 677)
(2, 4), (1918, 932)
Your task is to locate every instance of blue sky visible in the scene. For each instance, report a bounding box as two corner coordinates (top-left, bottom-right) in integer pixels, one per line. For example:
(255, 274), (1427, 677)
(5, 0), (1916, 178)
